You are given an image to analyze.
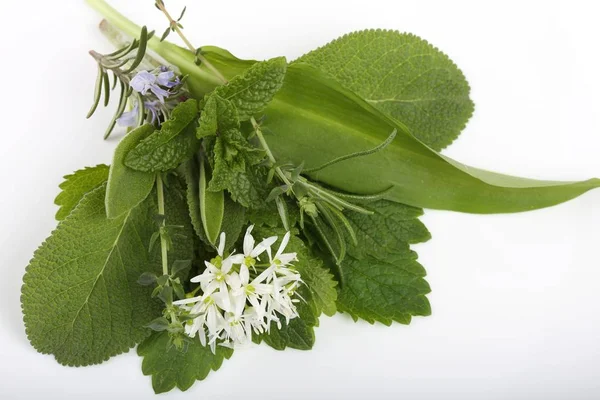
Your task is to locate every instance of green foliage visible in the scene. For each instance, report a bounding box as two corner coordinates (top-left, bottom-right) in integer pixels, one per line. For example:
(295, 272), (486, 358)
(337, 251), (431, 325)
(54, 164), (109, 220)
(213, 57), (287, 121)
(334, 201), (431, 325)
(344, 200), (431, 258)
(125, 99), (200, 172)
(21, 182), (194, 366)
(105, 124), (155, 218)
(296, 30), (474, 150)
(137, 332), (233, 394)
(199, 158), (224, 245)
(261, 286), (317, 350)
(203, 96), (267, 209)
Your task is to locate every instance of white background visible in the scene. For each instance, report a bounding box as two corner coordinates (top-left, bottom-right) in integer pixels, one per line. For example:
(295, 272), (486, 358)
(1, 0), (599, 399)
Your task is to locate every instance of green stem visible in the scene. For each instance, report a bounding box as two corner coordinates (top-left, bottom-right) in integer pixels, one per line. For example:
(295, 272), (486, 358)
(156, 174), (169, 276)
(85, 0), (222, 87)
(251, 117), (292, 187)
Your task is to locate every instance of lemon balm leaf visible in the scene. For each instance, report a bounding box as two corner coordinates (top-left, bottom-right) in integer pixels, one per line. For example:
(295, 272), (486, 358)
(54, 164), (109, 221)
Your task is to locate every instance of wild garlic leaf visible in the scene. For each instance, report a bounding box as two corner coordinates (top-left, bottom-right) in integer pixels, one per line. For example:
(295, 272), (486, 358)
(21, 182), (194, 366)
(106, 124), (155, 219)
(334, 200), (431, 325)
(54, 164), (109, 221)
(296, 30), (474, 150)
(125, 99), (200, 172)
(214, 57), (287, 121)
(337, 251), (431, 325)
(137, 331), (233, 394)
(345, 200), (431, 258)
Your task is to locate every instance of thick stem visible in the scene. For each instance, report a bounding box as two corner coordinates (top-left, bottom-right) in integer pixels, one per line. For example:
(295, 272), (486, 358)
(156, 174), (169, 276)
(86, 0), (222, 87)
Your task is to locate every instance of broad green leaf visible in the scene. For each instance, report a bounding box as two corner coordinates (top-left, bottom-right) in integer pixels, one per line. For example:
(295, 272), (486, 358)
(334, 201), (431, 324)
(98, 14), (600, 214)
(137, 332), (233, 394)
(296, 30), (474, 150)
(337, 251), (431, 325)
(345, 200), (431, 258)
(199, 158), (224, 246)
(105, 124), (155, 219)
(54, 164), (109, 220)
(261, 289), (317, 350)
(125, 99), (200, 172)
(21, 183), (194, 366)
(213, 57), (287, 121)
(219, 195), (246, 250)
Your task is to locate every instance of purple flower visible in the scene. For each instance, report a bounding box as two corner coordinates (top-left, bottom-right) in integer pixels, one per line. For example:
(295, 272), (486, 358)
(145, 100), (162, 124)
(117, 104), (139, 127)
(157, 70), (176, 87)
(130, 70), (171, 103)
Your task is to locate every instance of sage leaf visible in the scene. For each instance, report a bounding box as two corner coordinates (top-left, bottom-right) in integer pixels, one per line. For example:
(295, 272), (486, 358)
(105, 124), (155, 219)
(54, 164), (109, 221)
(21, 182), (194, 366)
(137, 331), (233, 394)
(296, 30), (474, 150)
(125, 99), (200, 172)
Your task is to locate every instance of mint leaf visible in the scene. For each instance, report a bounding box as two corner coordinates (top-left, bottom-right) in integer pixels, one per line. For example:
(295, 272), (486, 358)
(214, 57), (287, 121)
(337, 251), (431, 325)
(196, 94), (239, 139)
(125, 99), (200, 172)
(334, 200), (432, 325)
(345, 200), (431, 258)
(296, 30), (474, 150)
(261, 286), (317, 351)
(137, 332), (233, 394)
(54, 164), (109, 221)
(105, 124), (156, 218)
(21, 182), (194, 366)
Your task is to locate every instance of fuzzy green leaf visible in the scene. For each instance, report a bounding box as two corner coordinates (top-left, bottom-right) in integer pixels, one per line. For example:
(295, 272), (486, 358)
(21, 183), (194, 366)
(199, 158), (224, 245)
(214, 57), (287, 121)
(105, 124), (155, 219)
(54, 164), (109, 221)
(296, 30), (474, 150)
(125, 99), (200, 172)
(137, 332), (233, 394)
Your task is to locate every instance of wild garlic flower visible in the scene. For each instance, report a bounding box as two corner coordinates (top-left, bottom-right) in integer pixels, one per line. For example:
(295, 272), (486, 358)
(173, 226), (302, 353)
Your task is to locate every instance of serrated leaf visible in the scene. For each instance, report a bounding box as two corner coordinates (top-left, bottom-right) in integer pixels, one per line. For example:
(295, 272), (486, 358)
(344, 200), (431, 258)
(337, 251), (431, 325)
(196, 94), (218, 138)
(260, 286), (317, 350)
(296, 30), (474, 150)
(105, 124), (155, 219)
(54, 164), (109, 221)
(125, 99), (200, 172)
(137, 332), (233, 394)
(334, 200), (431, 325)
(214, 57), (287, 121)
(21, 182), (194, 366)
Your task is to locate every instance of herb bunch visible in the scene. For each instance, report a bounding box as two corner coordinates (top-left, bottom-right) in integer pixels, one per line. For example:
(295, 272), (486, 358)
(20, 0), (600, 394)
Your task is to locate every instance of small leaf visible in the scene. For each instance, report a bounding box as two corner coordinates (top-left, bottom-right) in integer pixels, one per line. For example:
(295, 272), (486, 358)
(138, 272), (158, 286)
(146, 317), (170, 332)
(54, 164), (109, 221)
(170, 260), (191, 277)
(125, 99), (200, 172)
(138, 331), (233, 394)
(213, 57), (287, 121)
(105, 124), (156, 219)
